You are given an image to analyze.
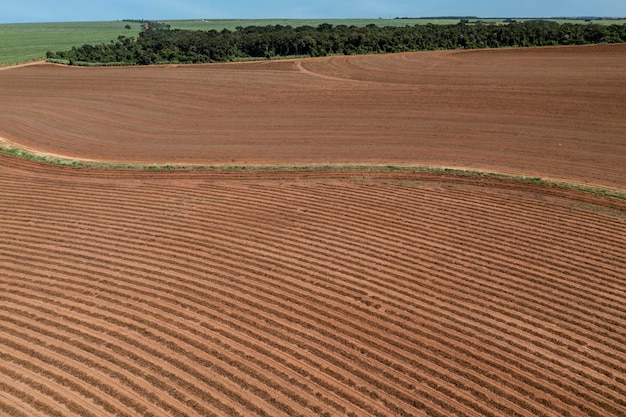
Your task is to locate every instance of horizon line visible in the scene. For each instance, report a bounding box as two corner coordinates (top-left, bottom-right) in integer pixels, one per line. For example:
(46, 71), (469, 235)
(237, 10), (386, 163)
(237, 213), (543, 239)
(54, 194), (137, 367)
(2, 15), (626, 25)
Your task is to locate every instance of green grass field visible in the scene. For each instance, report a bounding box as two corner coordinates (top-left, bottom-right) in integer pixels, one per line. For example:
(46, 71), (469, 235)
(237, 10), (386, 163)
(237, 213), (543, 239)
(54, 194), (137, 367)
(2, 18), (625, 66)
(0, 21), (143, 65)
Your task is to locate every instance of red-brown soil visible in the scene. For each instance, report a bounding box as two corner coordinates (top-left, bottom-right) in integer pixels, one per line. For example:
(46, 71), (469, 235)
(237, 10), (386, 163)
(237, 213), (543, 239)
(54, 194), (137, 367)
(1, 45), (626, 417)
(1, 44), (625, 188)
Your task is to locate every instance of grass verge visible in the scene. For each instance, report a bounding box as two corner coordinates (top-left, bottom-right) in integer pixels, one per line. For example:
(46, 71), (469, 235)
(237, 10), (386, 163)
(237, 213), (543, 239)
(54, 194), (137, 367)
(1, 143), (624, 200)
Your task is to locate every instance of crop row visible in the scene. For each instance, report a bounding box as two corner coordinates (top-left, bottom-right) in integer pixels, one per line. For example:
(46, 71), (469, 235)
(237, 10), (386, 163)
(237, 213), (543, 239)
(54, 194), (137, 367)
(3, 205), (620, 360)
(6, 179), (624, 324)
(2, 234), (620, 416)
(3, 206), (620, 376)
(5, 180), (624, 350)
(1, 160), (625, 416)
(1, 265), (446, 416)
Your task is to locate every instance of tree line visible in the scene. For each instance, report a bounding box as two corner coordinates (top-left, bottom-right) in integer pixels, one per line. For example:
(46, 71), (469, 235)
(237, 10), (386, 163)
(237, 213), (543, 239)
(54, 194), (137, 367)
(46, 20), (626, 65)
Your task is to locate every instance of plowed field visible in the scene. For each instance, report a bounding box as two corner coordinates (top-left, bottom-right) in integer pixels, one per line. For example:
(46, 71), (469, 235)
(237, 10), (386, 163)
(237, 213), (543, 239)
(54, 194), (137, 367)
(1, 44), (626, 188)
(1, 44), (626, 417)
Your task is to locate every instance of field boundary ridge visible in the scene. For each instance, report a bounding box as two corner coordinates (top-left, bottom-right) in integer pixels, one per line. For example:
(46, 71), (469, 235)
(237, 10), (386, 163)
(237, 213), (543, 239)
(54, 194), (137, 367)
(1, 140), (624, 201)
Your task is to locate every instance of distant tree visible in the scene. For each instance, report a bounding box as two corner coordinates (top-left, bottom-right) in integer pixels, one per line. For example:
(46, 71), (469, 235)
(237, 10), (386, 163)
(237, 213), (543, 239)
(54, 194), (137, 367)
(125, 24), (132, 30)
(46, 20), (626, 66)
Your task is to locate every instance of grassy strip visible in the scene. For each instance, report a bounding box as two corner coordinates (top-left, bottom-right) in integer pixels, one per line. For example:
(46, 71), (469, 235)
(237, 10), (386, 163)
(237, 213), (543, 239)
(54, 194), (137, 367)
(1, 143), (624, 200)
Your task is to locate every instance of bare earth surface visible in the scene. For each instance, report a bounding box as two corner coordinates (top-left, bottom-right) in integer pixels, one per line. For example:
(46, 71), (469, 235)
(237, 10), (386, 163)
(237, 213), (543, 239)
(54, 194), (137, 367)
(1, 44), (625, 187)
(1, 45), (626, 417)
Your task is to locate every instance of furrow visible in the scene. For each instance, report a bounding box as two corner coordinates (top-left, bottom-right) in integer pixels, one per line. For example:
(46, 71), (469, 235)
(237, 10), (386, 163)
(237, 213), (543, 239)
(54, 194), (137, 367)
(2, 214), (620, 404)
(2, 280), (394, 416)
(4, 247), (612, 412)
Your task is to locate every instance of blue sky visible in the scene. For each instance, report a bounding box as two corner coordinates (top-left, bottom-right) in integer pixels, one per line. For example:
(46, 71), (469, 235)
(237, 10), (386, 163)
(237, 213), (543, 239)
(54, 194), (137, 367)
(2, 0), (626, 24)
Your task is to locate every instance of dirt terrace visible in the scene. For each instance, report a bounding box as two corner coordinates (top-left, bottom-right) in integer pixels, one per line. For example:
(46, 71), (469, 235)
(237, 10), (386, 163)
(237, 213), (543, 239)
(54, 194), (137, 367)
(1, 44), (625, 188)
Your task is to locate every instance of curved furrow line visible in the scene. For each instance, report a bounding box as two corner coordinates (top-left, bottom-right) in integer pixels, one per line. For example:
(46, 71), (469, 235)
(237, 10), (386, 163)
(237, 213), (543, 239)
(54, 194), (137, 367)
(262, 282), (624, 416)
(2, 156), (623, 224)
(276, 219), (625, 344)
(1, 254), (472, 417)
(0, 270), (312, 415)
(201, 205), (624, 324)
(379, 291), (626, 401)
(0, 306), (218, 417)
(370, 296), (626, 410)
(6, 208), (624, 370)
(6, 214), (624, 376)
(0, 348), (120, 417)
(225, 185), (624, 306)
(6, 182), (624, 318)
(3, 287), (332, 415)
(2, 181), (620, 410)
(0, 303), (238, 417)
(1, 296), (326, 415)
(376, 272), (624, 394)
(2, 280), (422, 414)
(191, 308), (484, 417)
(6, 190), (624, 314)
(4, 249), (620, 417)
(0, 244), (544, 416)
(4, 170), (624, 272)
(172, 270), (620, 416)
(373, 308), (626, 417)
(0, 284), (367, 417)
(173, 260), (620, 412)
(251, 182), (626, 276)
(6, 205), (624, 374)
(0, 391), (34, 417)
(184, 268), (620, 414)
(441, 188), (625, 239)
(1, 148), (625, 204)
(248, 178), (626, 246)
(8, 183), (616, 318)
(0, 372), (68, 417)
(244, 224), (624, 374)
(51, 184), (620, 334)
(3, 249), (616, 414)
(276, 229), (624, 376)
(0, 335), (161, 417)
(151, 275), (546, 417)
(0, 296), (299, 417)
(185, 170), (626, 213)
(268, 180), (626, 262)
(358, 267), (626, 388)
(6, 276), (458, 415)
(88, 234), (624, 412)
(1, 272), (425, 417)
(178, 183), (620, 296)
(394, 263), (626, 365)
(1, 260), (420, 416)
(65, 296), (374, 417)
(373, 179), (625, 234)
(156, 223), (624, 366)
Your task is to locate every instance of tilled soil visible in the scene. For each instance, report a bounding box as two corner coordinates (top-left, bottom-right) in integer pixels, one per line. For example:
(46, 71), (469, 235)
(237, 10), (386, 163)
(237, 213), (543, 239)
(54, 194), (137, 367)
(1, 44), (625, 188)
(1, 44), (625, 417)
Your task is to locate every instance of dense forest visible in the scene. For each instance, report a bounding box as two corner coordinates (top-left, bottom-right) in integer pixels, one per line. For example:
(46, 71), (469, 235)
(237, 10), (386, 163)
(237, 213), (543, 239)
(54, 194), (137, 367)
(46, 20), (626, 65)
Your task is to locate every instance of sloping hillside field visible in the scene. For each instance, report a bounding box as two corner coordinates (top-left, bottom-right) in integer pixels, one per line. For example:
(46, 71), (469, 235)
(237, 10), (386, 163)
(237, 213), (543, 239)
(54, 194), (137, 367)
(1, 44), (626, 187)
(1, 45), (626, 416)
